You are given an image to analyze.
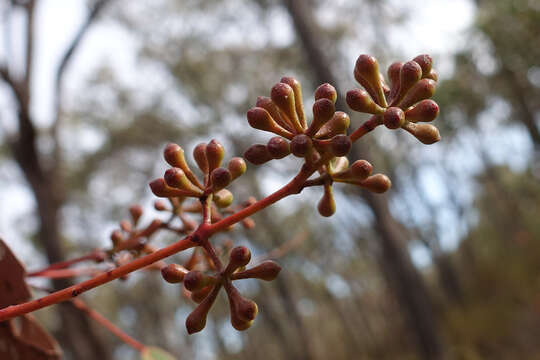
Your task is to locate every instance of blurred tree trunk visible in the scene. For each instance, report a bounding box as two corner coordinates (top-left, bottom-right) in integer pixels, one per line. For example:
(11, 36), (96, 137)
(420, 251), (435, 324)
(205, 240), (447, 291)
(282, 1), (445, 358)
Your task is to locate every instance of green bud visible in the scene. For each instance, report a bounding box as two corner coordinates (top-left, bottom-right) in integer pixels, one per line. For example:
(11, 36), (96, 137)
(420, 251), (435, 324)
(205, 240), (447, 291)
(213, 189), (234, 208)
(329, 156), (349, 174)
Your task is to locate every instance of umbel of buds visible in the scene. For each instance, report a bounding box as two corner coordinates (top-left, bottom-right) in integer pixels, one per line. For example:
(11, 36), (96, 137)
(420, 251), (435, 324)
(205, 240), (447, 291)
(150, 140), (246, 209)
(347, 54), (441, 144)
(161, 245), (282, 334)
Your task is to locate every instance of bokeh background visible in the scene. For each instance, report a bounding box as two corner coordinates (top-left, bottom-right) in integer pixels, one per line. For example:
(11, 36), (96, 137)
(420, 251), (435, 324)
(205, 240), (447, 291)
(0, 0), (539, 359)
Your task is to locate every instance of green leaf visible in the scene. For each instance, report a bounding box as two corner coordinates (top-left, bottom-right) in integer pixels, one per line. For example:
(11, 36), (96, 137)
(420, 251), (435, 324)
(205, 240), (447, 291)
(141, 346), (177, 360)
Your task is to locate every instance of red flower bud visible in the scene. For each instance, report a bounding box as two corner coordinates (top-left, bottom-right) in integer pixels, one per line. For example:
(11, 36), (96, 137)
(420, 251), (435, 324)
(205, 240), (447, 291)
(210, 167), (232, 192)
(404, 99), (439, 123)
(193, 143), (209, 174)
(231, 260), (282, 281)
(161, 263), (188, 283)
(383, 107), (405, 129)
(206, 139), (225, 173)
(228, 157), (247, 180)
(280, 77), (306, 128)
(318, 184), (336, 217)
(271, 82), (304, 133)
(290, 134), (313, 158)
(330, 134), (352, 157)
(267, 136), (291, 159)
(314, 83), (337, 104)
(346, 88), (385, 114)
(244, 144), (273, 165)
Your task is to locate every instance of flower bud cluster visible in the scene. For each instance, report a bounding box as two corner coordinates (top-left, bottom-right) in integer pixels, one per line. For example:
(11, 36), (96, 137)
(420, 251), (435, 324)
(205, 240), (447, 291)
(347, 54), (441, 144)
(161, 245), (281, 334)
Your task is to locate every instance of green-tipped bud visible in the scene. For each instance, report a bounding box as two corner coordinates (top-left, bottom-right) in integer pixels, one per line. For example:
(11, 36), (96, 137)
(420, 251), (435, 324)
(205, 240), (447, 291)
(206, 139), (225, 172)
(316, 111), (350, 139)
(360, 174), (392, 193)
(383, 107), (406, 129)
(405, 99), (439, 123)
(231, 260), (282, 281)
(346, 89), (385, 114)
(214, 189), (234, 208)
(318, 184), (336, 217)
(399, 79), (437, 108)
(306, 98), (335, 137)
(244, 144), (273, 165)
(271, 82), (303, 133)
(330, 134), (352, 157)
(413, 54), (433, 77)
(110, 230), (124, 246)
(228, 157), (246, 180)
(267, 136), (291, 159)
(210, 167), (232, 192)
(185, 285), (220, 334)
(280, 77), (306, 128)
(225, 246), (252, 275)
(184, 270), (216, 292)
(290, 134), (313, 158)
(129, 205), (143, 225)
(247, 107), (292, 138)
(256, 96), (294, 132)
(164, 168), (202, 195)
(329, 156), (349, 174)
(396, 61), (422, 104)
(226, 285), (258, 331)
(161, 263), (188, 284)
(354, 54), (386, 106)
(193, 143), (209, 174)
(402, 122), (441, 144)
(314, 83), (337, 104)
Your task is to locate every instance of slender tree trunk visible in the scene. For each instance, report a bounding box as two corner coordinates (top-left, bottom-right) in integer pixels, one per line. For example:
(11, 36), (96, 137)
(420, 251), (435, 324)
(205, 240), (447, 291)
(282, 1), (445, 358)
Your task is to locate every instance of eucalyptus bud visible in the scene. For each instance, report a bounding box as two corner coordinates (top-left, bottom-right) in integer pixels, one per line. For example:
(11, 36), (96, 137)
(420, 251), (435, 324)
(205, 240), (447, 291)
(110, 230), (124, 246)
(210, 167), (232, 192)
(280, 77), (306, 128)
(330, 134), (352, 157)
(228, 157), (246, 180)
(227, 285), (258, 331)
(154, 200), (167, 211)
(164, 144), (201, 187)
(191, 285), (213, 304)
(413, 54), (433, 77)
(244, 144), (273, 165)
(290, 134), (313, 157)
(267, 136), (291, 159)
(350, 160), (373, 180)
(354, 54), (386, 106)
(193, 143), (209, 174)
(402, 122), (441, 144)
(383, 107), (405, 129)
(318, 184), (336, 217)
(387, 62), (403, 98)
(256, 96), (294, 132)
(346, 89), (385, 114)
(129, 205), (143, 225)
(306, 98), (335, 137)
(225, 246), (251, 275)
(161, 264), (188, 284)
(271, 82), (303, 133)
(214, 189), (234, 208)
(164, 168), (202, 195)
(316, 111), (350, 139)
(329, 156), (349, 174)
(184, 270), (216, 292)
(206, 139), (225, 172)
(247, 107), (292, 138)
(399, 78), (437, 109)
(150, 178), (197, 197)
(231, 260), (282, 281)
(405, 99), (439, 123)
(185, 285), (220, 334)
(314, 83), (337, 104)
(396, 61), (422, 104)
(360, 174), (392, 193)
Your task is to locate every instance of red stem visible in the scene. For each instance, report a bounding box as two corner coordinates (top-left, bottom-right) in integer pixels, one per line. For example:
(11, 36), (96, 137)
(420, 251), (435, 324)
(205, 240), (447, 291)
(27, 250), (105, 276)
(349, 115), (382, 142)
(71, 298), (145, 352)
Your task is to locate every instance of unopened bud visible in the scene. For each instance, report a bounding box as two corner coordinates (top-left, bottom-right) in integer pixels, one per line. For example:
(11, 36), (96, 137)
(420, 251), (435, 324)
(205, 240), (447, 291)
(227, 286), (258, 331)
(280, 77), (306, 128)
(161, 263), (188, 283)
(383, 107), (405, 129)
(256, 96), (293, 132)
(306, 98), (335, 137)
(290, 134), (313, 157)
(185, 285), (220, 334)
(354, 55), (385, 105)
(399, 79), (436, 109)
(164, 143), (188, 169)
(206, 139), (225, 172)
(405, 99), (439, 123)
(154, 200), (167, 211)
(247, 107), (292, 138)
(164, 168), (202, 195)
(316, 111), (350, 139)
(346, 89), (385, 114)
(184, 270), (216, 292)
(214, 189), (234, 208)
(350, 160), (373, 180)
(396, 61), (422, 104)
(330, 134), (352, 157)
(330, 156), (349, 174)
(360, 174), (392, 193)
(267, 136), (291, 159)
(225, 246), (251, 275)
(271, 82), (303, 133)
(191, 285), (213, 304)
(228, 157), (247, 180)
(318, 184), (336, 217)
(402, 122), (441, 145)
(413, 54), (433, 77)
(193, 143), (209, 174)
(120, 220), (132, 233)
(244, 144), (273, 165)
(129, 205), (143, 225)
(231, 260), (282, 281)
(314, 83), (337, 104)
(210, 167), (232, 191)
(110, 230), (124, 246)
(150, 178), (193, 197)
